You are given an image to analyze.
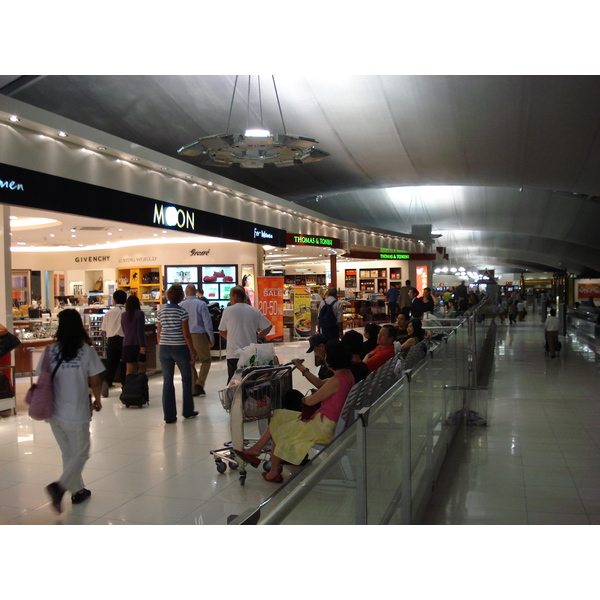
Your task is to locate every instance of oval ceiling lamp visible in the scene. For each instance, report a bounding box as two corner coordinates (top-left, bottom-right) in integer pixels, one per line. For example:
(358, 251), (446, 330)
(177, 75), (330, 168)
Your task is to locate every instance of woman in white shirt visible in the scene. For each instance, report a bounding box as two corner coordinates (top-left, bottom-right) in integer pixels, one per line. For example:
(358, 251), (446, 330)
(43, 309), (104, 514)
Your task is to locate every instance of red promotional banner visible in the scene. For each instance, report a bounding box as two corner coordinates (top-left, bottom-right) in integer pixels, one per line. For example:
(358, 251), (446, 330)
(256, 277), (284, 342)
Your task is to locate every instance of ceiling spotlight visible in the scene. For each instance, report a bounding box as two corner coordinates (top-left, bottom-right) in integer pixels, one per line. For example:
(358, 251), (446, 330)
(57, 131), (68, 138)
(177, 75), (329, 168)
(9, 115), (20, 123)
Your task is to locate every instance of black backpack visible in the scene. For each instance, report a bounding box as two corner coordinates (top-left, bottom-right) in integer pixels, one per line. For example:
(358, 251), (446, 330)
(319, 300), (338, 328)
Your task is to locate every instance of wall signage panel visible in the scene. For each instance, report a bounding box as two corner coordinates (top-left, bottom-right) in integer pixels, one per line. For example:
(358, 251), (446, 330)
(286, 233), (342, 248)
(0, 162), (286, 247)
(257, 276), (284, 342)
(346, 249), (436, 261)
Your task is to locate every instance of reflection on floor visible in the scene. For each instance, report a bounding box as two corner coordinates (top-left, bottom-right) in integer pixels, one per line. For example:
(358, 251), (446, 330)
(422, 317), (600, 525)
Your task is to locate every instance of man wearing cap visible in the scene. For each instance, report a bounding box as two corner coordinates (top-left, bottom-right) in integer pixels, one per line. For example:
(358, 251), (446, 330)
(291, 332), (333, 388)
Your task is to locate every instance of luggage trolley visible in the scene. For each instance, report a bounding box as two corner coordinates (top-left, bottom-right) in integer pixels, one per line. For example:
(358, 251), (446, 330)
(211, 364), (294, 485)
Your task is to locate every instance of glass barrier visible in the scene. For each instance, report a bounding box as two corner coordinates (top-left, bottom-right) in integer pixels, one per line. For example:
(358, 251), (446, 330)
(230, 299), (492, 525)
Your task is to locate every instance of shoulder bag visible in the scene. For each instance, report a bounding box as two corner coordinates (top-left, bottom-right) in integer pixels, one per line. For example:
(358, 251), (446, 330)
(25, 347), (63, 421)
(0, 331), (21, 358)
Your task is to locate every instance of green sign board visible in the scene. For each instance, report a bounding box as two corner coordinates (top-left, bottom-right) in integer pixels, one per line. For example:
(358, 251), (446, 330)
(380, 248), (411, 260)
(288, 233), (338, 247)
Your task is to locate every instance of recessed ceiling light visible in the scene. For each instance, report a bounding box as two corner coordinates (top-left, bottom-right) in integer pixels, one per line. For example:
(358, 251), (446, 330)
(9, 115), (20, 123)
(71, 234), (76, 238)
(97, 146), (106, 150)
(107, 232), (112, 235)
(57, 131), (68, 138)
(118, 228), (123, 232)
(49, 234), (55, 237)
(131, 157), (140, 161)
(71, 228), (76, 232)
(17, 241), (26, 245)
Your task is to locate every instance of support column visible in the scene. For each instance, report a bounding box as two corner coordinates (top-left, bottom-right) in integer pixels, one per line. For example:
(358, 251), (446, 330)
(329, 254), (337, 290)
(0, 205), (12, 330)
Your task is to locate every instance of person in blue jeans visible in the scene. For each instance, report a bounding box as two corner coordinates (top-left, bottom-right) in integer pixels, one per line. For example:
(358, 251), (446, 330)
(157, 284), (197, 423)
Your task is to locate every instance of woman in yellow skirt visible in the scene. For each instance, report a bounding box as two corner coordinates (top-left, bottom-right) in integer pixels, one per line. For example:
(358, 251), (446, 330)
(236, 341), (355, 482)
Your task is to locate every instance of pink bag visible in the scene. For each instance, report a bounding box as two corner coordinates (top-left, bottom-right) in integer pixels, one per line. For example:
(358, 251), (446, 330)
(25, 347), (62, 421)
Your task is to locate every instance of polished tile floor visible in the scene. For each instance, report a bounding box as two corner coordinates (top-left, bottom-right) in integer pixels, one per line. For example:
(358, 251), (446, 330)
(0, 341), (312, 525)
(422, 316), (600, 525)
(1, 316), (598, 525)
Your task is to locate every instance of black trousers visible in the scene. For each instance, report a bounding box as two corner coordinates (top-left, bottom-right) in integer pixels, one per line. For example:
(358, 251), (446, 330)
(227, 358), (239, 383)
(105, 335), (125, 386)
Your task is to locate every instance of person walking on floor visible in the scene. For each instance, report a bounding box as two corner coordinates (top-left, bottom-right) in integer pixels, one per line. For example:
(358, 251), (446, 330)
(157, 284), (198, 423)
(180, 283), (214, 396)
(544, 308), (560, 358)
(386, 283), (399, 322)
(218, 286), (273, 383)
(100, 289), (126, 397)
(43, 309), (104, 514)
(399, 280), (413, 311)
(317, 288), (343, 341)
(121, 294), (147, 376)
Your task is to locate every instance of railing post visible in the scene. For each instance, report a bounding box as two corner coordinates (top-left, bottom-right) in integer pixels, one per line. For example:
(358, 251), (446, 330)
(401, 374), (412, 524)
(356, 407), (369, 524)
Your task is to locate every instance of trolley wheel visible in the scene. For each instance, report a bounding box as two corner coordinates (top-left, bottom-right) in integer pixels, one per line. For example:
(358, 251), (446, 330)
(240, 474), (246, 486)
(215, 460), (227, 474)
(229, 461), (239, 470)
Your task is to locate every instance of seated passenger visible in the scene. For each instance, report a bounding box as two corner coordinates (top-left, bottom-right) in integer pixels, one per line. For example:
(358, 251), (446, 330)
(291, 333), (332, 387)
(364, 324), (397, 373)
(236, 342), (355, 483)
(360, 322), (381, 359)
(341, 329), (369, 383)
(395, 312), (410, 343)
(400, 319), (426, 358)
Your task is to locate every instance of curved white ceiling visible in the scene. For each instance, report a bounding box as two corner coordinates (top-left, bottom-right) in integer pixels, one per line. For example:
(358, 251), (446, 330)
(2, 75), (600, 275)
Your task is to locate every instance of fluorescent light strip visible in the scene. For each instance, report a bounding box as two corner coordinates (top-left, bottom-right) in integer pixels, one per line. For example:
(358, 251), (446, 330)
(11, 236), (240, 252)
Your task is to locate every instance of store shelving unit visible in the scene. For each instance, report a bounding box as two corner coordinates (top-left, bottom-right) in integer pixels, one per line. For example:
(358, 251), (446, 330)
(83, 308), (108, 359)
(11, 269), (31, 305)
(117, 267), (162, 305)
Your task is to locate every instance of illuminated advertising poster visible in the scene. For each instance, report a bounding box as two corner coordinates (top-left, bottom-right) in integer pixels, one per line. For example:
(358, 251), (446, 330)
(257, 277), (284, 342)
(416, 266), (428, 293)
(293, 286), (312, 338)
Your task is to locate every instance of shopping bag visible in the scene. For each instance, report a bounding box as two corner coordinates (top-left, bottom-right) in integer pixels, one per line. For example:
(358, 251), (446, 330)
(25, 348), (62, 420)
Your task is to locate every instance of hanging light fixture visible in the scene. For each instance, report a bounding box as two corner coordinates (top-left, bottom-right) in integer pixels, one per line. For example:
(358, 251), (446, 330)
(177, 76), (330, 168)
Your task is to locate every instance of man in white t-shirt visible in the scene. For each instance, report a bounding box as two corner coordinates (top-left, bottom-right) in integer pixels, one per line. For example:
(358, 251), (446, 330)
(219, 286), (273, 382)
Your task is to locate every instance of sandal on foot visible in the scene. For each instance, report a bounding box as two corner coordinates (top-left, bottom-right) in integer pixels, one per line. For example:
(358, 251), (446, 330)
(262, 472), (284, 483)
(234, 450), (261, 468)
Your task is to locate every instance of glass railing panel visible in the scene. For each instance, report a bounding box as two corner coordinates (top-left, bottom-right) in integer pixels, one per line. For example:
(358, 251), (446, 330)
(407, 360), (433, 521)
(251, 420), (361, 525)
(363, 380), (409, 524)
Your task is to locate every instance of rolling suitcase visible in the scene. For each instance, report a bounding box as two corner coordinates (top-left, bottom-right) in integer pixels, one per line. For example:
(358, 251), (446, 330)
(120, 373), (149, 408)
